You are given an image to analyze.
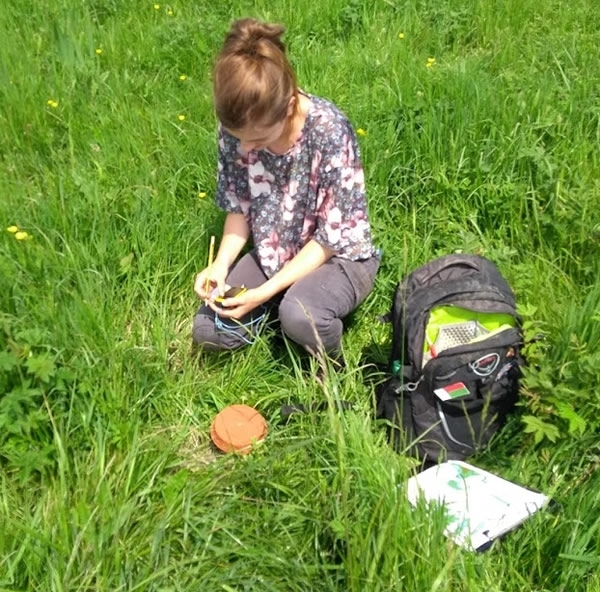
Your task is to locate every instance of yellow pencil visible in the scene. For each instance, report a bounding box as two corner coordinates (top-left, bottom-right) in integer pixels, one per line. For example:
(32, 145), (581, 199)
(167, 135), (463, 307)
(205, 235), (215, 303)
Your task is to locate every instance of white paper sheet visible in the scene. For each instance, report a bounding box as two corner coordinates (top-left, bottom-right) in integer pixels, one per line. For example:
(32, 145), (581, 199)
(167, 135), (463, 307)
(407, 461), (550, 550)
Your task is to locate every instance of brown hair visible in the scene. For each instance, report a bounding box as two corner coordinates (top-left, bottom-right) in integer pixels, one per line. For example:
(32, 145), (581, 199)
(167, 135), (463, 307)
(213, 18), (299, 130)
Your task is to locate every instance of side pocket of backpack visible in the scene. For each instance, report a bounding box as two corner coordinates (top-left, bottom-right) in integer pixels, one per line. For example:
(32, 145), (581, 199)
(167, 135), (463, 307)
(375, 376), (417, 453)
(488, 345), (522, 415)
(408, 378), (454, 462)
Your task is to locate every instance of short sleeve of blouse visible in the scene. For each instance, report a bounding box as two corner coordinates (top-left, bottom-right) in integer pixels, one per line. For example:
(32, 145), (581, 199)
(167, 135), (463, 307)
(215, 126), (244, 215)
(310, 115), (370, 258)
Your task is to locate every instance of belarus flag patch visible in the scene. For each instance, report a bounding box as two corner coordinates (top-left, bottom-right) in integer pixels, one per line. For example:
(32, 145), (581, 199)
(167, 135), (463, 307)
(434, 382), (471, 401)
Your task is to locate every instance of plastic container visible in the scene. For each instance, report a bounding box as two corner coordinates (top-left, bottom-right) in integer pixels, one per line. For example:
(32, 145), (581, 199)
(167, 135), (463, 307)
(210, 404), (267, 454)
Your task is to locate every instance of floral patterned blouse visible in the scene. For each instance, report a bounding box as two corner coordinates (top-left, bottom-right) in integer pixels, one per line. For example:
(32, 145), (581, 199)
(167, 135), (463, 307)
(215, 92), (376, 278)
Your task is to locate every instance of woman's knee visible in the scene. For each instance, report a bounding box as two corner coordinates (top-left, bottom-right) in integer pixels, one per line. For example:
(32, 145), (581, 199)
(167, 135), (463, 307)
(278, 297), (341, 353)
(192, 314), (220, 350)
(192, 313), (246, 351)
(279, 298), (314, 342)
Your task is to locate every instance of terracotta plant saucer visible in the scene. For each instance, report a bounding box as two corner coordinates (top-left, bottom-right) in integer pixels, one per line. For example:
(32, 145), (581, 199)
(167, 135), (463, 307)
(210, 404), (268, 454)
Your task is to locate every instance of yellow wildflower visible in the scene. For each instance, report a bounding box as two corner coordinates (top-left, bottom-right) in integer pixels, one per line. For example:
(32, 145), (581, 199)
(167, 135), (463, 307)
(153, 3), (160, 9)
(179, 74), (187, 81)
(398, 32), (405, 39)
(357, 128), (367, 136)
(15, 231), (29, 240)
(7, 225), (19, 233)
(178, 114), (186, 121)
(198, 192), (207, 198)
(95, 48), (103, 55)
(426, 57), (436, 68)
(167, 9), (173, 15)
(47, 99), (59, 108)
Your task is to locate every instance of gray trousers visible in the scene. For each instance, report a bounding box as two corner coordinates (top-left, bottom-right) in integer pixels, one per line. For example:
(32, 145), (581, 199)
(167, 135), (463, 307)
(192, 251), (380, 356)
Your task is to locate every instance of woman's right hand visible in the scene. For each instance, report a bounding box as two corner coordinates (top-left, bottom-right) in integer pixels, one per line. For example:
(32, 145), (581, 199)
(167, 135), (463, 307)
(194, 260), (229, 302)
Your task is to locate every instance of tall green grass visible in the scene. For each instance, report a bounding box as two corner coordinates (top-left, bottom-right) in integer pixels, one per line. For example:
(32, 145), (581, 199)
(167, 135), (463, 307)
(1, 0), (600, 589)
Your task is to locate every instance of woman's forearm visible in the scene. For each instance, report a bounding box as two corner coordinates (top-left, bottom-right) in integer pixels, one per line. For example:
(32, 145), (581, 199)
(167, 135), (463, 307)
(214, 213), (251, 268)
(259, 240), (334, 300)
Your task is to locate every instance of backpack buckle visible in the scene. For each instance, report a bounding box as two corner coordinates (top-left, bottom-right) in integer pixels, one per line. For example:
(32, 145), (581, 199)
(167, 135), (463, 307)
(394, 376), (422, 393)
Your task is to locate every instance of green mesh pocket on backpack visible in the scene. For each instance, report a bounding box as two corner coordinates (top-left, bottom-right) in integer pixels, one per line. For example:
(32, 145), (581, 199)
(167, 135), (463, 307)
(422, 305), (516, 367)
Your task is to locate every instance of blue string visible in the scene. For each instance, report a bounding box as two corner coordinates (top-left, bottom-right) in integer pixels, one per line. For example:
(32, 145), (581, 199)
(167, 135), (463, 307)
(214, 306), (267, 345)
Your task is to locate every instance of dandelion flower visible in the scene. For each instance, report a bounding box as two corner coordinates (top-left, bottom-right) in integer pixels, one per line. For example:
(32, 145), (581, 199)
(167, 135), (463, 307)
(178, 114), (186, 121)
(198, 192), (207, 198)
(7, 225), (18, 233)
(357, 128), (367, 136)
(398, 32), (405, 39)
(167, 9), (173, 16)
(47, 99), (59, 108)
(179, 74), (187, 81)
(153, 3), (160, 9)
(95, 48), (103, 55)
(15, 231), (29, 240)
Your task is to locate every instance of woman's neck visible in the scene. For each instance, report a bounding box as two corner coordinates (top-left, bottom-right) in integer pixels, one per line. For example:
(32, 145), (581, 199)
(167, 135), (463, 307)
(268, 94), (311, 155)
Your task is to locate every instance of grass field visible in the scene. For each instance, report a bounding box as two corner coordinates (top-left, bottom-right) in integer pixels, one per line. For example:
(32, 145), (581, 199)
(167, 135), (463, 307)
(1, 0), (600, 590)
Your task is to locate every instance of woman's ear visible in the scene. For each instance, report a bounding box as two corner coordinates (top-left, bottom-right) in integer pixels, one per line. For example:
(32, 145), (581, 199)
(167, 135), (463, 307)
(286, 95), (297, 118)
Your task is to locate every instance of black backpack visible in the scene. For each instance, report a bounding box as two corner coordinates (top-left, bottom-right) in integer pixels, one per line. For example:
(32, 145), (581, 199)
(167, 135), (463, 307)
(376, 254), (524, 464)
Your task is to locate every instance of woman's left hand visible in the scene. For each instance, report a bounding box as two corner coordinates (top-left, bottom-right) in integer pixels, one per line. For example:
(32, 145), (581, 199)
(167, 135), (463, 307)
(207, 287), (268, 319)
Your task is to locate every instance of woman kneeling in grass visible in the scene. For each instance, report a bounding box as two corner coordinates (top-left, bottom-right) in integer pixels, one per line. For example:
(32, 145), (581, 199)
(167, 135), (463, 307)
(193, 18), (379, 358)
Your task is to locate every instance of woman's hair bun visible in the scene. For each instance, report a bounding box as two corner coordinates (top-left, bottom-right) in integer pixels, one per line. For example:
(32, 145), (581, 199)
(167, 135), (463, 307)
(225, 18), (286, 56)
